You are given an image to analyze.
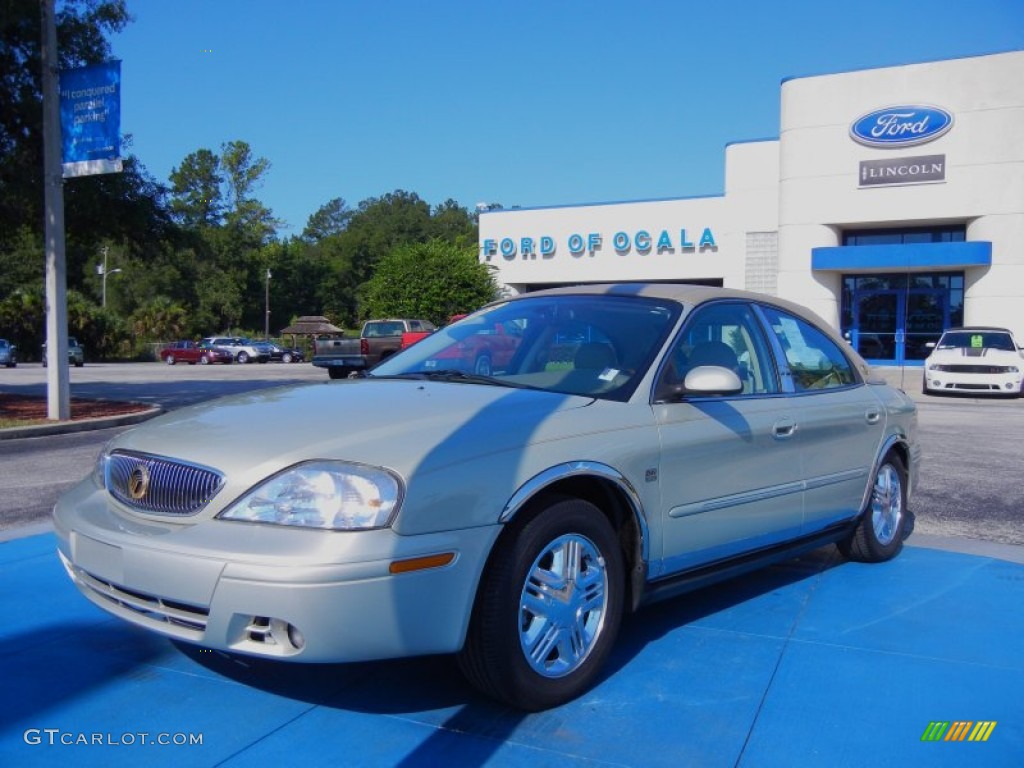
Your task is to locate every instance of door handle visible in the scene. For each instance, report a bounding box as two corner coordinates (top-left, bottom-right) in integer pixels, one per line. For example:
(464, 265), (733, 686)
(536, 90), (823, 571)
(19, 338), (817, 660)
(773, 419), (797, 439)
(865, 410), (881, 425)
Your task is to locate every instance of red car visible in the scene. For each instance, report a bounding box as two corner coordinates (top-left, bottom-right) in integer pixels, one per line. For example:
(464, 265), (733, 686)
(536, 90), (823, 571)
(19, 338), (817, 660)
(424, 319), (521, 376)
(159, 340), (234, 365)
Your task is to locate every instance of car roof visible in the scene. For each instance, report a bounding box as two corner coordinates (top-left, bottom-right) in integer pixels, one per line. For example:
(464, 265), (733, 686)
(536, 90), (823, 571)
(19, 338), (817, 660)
(942, 326), (1013, 334)
(504, 283), (833, 324)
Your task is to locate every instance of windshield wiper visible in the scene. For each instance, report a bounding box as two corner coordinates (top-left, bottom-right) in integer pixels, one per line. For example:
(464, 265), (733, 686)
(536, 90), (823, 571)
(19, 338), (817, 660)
(369, 369), (535, 390)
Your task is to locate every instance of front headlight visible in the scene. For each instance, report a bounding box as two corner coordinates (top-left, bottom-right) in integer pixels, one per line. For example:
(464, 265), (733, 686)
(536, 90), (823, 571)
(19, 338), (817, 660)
(218, 461), (402, 530)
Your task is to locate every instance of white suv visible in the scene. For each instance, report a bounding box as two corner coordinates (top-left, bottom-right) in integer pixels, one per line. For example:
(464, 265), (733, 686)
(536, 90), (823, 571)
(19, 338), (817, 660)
(201, 337), (270, 364)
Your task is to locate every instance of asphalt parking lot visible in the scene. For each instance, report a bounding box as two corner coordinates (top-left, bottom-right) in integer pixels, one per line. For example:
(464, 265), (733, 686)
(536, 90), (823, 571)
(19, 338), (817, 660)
(0, 363), (1021, 766)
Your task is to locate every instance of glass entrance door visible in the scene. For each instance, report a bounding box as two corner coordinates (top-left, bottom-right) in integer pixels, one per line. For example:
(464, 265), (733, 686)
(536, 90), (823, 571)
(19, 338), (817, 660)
(851, 289), (947, 364)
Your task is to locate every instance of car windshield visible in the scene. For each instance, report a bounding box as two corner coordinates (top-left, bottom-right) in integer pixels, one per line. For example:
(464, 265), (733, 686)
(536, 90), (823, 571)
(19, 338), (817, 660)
(369, 294), (681, 401)
(937, 331), (1016, 351)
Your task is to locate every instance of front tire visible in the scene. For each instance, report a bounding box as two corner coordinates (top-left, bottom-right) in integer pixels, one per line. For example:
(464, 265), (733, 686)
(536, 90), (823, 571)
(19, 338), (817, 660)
(164, 355), (176, 365)
(838, 453), (908, 562)
(199, 355), (210, 365)
(237, 351), (250, 364)
(282, 352), (293, 364)
(458, 497), (624, 711)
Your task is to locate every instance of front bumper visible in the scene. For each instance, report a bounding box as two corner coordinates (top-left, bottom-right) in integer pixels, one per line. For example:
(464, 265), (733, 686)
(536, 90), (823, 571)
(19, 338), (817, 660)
(924, 370), (1022, 395)
(53, 478), (500, 662)
(311, 357), (367, 370)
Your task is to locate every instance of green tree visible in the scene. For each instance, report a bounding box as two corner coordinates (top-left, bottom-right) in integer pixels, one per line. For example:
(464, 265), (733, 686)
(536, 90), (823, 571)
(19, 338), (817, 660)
(129, 296), (190, 342)
(361, 240), (498, 326)
(302, 197), (352, 242)
(169, 148), (223, 228)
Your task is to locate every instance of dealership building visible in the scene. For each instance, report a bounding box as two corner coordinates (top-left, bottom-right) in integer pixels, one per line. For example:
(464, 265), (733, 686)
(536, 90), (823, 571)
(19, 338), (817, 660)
(478, 50), (1023, 365)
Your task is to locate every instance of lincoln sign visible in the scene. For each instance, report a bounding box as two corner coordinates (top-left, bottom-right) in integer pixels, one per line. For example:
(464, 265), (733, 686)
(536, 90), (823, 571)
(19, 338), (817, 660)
(859, 155), (946, 187)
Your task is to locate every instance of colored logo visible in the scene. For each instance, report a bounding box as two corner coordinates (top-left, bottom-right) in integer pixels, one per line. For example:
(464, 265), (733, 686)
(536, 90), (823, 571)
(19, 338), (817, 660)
(921, 721), (997, 742)
(850, 105), (953, 148)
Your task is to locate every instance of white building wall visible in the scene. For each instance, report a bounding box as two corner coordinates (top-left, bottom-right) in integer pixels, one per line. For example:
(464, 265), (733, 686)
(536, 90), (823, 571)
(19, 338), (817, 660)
(778, 50), (1024, 336)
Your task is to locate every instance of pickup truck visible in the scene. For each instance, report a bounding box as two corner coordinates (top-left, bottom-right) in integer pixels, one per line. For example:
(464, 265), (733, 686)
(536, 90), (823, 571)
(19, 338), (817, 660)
(312, 318), (435, 379)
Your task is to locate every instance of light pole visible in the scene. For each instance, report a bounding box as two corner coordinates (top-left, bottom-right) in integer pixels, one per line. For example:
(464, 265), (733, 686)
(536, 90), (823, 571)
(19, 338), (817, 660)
(264, 268), (272, 339)
(97, 246), (122, 308)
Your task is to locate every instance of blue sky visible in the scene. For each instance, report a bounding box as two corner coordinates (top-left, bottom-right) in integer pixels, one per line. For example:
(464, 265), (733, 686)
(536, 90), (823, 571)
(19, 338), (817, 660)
(109, 0), (1024, 237)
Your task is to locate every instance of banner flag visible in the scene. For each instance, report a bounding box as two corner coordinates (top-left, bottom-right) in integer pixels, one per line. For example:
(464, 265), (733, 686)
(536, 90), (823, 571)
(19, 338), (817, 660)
(59, 60), (123, 178)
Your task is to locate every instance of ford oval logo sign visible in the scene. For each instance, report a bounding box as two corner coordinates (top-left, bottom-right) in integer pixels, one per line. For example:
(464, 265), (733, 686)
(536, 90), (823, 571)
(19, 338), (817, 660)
(850, 105), (954, 148)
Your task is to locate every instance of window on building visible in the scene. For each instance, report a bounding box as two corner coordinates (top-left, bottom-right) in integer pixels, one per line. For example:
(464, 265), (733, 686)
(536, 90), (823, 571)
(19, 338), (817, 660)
(842, 225), (966, 246)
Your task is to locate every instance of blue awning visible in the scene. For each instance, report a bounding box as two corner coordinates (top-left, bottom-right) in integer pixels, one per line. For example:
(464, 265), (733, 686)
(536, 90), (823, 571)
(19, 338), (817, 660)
(811, 241), (992, 271)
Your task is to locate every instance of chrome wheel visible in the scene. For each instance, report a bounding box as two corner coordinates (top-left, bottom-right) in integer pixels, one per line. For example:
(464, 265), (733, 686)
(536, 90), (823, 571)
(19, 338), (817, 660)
(164, 355), (175, 365)
(870, 463), (903, 546)
(519, 533), (608, 678)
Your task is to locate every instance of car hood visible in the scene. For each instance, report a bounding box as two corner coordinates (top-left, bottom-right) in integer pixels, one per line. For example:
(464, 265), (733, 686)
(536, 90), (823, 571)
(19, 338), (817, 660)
(927, 347), (1023, 364)
(111, 379), (596, 488)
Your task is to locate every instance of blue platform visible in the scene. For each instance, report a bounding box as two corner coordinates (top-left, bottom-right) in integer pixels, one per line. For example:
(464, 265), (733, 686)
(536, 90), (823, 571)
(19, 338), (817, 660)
(1, 532), (1021, 767)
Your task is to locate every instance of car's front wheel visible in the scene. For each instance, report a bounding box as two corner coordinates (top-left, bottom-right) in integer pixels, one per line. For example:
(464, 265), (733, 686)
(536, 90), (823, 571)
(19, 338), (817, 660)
(237, 351), (249, 364)
(282, 352), (293, 364)
(458, 497), (624, 711)
(199, 355), (210, 365)
(839, 453), (908, 562)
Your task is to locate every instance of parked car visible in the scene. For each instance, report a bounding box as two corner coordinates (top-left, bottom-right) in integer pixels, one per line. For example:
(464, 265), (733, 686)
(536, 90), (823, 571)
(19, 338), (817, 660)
(312, 319), (435, 378)
(54, 285), (919, 711)
(421, 317), (522, 375)
(922, 326), (1023, 396)
(0, 338), (16, 368)
(253, 341), (305, 363)
(201, 336), (270, 364)
(160, 340), (234, 366)
(41, 336), (85, 367)
(400, 314), (468, 350)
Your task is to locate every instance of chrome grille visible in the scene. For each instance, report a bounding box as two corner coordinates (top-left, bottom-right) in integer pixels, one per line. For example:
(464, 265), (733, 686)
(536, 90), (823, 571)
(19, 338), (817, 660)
(107, 451), (223, 516)
(946, 364), (1009, 374)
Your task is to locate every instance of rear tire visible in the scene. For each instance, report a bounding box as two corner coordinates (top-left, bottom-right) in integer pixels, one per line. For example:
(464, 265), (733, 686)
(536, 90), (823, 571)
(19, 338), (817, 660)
(282, 352), (293, 363)
(838, 453), (908, 562)
(328, 367), (347, 380)
(458, 497), (624, 711)
(164, 355), (176, 365)
(199, 355), (210, 365)
(474, 354), (493, 376)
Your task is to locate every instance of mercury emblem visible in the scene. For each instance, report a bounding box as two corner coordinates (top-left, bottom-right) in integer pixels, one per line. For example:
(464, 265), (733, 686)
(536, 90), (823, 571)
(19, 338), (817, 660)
(128, 464), (151, 500)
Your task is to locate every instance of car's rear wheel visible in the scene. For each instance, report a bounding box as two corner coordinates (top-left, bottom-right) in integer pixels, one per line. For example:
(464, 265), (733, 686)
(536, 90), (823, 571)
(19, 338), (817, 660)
(199, 355), (210, 365)
(237, 351), (249, 364)
(458, 497), (624, 711)
(164, 355), (176, 365)
(327, 367), (347, 379)
(282, 352), (293, 363)
(839, 453), (908, 562)
(474, 354), (492, 376)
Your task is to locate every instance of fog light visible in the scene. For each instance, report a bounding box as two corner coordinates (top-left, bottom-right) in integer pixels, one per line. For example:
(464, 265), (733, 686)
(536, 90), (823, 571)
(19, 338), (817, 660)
(268, 618), (305, 650)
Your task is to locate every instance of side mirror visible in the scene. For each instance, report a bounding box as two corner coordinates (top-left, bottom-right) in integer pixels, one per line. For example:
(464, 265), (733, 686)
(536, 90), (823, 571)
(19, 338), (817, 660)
(684, 365), (744, 396)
